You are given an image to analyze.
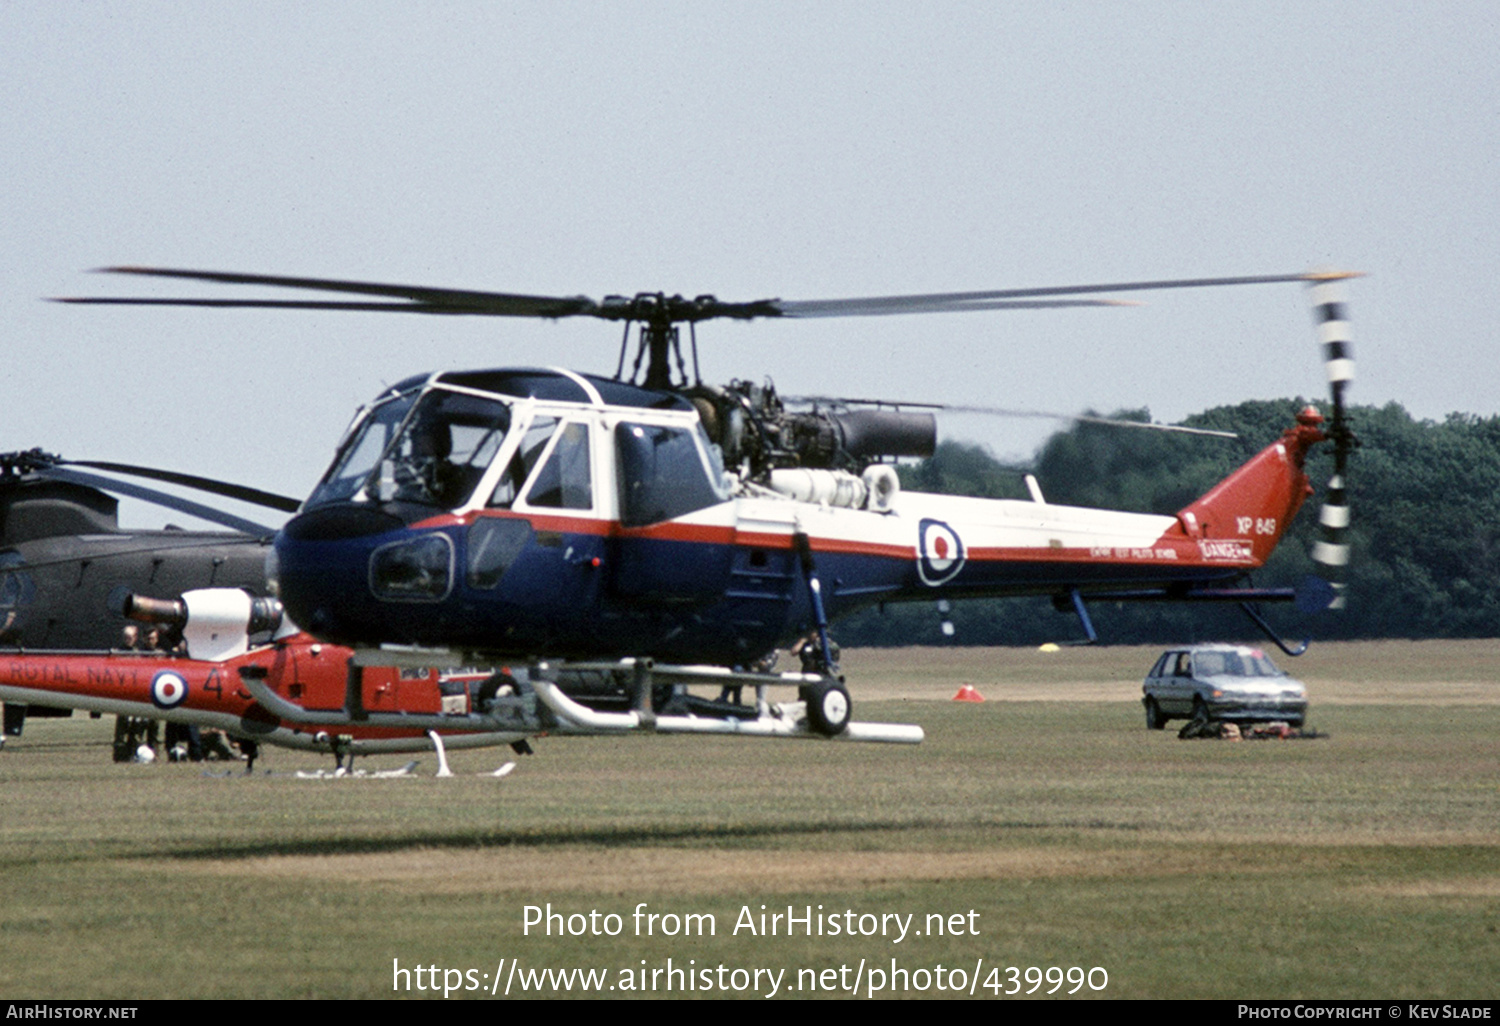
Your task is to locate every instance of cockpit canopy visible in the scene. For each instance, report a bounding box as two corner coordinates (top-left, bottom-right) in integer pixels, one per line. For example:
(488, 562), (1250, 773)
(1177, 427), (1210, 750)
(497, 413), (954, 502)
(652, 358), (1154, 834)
(303, 369), (729, 525)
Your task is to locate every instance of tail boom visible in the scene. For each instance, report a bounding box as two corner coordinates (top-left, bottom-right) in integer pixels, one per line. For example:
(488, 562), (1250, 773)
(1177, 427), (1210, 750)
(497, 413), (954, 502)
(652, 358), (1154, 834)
(1171, 409), (1324, 568)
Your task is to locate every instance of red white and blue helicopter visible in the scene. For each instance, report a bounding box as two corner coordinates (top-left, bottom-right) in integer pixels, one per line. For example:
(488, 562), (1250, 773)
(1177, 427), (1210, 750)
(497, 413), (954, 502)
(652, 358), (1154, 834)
(5, 267), (1356, 755)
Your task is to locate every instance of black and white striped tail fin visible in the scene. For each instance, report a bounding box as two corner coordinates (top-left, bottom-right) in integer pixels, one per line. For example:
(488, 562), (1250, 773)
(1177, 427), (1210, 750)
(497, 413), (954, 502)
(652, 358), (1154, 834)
(1308, 276), (1355, 610)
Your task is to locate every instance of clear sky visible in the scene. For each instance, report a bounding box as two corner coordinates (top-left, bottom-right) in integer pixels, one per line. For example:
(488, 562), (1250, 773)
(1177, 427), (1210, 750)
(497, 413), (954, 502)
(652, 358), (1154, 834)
(4, 2), (1495, 526)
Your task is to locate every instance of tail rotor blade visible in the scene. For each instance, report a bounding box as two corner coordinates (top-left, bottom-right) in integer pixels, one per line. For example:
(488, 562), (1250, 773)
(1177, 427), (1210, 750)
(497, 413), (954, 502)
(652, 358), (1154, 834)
(1308, 278), (1356, 609)
(1311, 277), (1356, 421)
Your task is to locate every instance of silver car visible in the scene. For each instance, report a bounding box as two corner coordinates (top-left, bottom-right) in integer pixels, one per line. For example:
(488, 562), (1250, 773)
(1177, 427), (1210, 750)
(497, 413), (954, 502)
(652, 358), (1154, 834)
(1142, 644), (1308, 729)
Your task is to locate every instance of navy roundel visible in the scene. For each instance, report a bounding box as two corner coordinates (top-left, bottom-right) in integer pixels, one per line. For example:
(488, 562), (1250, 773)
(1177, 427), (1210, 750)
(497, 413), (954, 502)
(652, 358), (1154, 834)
(150, 670), (189, 710)
(917, 518), (966, 586)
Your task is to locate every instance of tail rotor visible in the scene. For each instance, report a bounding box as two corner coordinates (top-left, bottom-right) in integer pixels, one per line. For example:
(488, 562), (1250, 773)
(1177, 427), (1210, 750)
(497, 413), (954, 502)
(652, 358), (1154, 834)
(1307, 276), (1357, 609)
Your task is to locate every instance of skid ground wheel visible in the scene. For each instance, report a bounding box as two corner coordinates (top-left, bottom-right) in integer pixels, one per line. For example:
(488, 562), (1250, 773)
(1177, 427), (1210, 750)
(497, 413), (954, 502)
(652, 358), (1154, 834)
(802, 679), (851, 736)
(1144, 697), (1166, 730)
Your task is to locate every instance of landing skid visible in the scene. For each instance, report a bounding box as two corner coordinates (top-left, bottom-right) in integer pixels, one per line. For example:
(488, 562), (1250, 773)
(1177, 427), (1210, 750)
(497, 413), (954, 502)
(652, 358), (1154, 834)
(1060, 575), (1331, 657)
(238, 654), (923, 746)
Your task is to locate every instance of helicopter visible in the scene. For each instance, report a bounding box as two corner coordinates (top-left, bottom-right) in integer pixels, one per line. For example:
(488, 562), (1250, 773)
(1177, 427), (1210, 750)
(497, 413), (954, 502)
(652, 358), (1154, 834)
(0, 447), (297, 741)
(32, 266), (1356, 741)
(0, 446), (290, 650)
(0, 454), (922, 756)
(0, 581), (921, 770)
(0, 445), (926, 753)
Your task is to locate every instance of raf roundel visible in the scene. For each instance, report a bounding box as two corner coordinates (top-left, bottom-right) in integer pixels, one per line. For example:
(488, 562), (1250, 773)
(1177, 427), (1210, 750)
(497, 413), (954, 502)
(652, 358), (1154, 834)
(917, 518), (966, 586)
(150, 670), (189, 710)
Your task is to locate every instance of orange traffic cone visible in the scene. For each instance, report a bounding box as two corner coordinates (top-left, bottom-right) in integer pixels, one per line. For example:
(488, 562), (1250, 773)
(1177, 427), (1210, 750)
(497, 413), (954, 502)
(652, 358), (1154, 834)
(952, 685), (985, 703)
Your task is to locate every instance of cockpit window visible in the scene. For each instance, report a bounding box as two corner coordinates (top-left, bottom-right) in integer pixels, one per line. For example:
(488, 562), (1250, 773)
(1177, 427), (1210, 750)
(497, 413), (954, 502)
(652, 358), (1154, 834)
(306, 390), (420, 507)
(523, 421), (593, 510)
(615, 422), (729, 527)
(377, 390), (513, 508)
(489, 416), (558, 508)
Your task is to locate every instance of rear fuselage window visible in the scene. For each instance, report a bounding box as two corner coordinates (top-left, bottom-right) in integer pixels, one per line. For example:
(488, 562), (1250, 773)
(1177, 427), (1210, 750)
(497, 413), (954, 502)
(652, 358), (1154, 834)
(615, 422), (726, 527)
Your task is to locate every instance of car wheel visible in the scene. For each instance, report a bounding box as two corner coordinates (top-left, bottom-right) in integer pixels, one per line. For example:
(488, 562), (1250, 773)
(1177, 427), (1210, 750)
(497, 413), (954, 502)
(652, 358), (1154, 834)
(1144, 697), (1166, 730)
(803, 679), (851, 736)
(1191, 696), (1211, 723)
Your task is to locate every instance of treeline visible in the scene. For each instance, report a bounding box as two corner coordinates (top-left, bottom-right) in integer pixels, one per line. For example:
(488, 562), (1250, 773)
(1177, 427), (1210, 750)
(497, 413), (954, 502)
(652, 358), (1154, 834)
(833, 399), (1500, 646)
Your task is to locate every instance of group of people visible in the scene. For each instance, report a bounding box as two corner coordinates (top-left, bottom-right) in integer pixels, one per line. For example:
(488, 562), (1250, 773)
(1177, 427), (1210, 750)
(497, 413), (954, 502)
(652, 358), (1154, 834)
(111, 623), (239, 764)
(110, 714), (240, 764)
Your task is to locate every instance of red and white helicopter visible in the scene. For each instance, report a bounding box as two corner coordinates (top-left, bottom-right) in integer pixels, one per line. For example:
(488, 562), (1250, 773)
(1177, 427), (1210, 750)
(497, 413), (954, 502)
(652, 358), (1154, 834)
(6, 268), (1355, 758)
(0, 585), (916, 772)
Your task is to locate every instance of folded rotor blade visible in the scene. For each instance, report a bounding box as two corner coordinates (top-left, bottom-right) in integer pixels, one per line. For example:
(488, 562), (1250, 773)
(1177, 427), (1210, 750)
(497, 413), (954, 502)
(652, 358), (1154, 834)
(37, 468), (279, 536)
(61, 459), (301, 513)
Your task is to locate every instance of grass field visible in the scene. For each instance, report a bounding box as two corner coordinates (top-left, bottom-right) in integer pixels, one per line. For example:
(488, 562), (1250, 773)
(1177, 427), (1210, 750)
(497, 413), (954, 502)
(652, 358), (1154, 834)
(1, 640), (1496, 1000)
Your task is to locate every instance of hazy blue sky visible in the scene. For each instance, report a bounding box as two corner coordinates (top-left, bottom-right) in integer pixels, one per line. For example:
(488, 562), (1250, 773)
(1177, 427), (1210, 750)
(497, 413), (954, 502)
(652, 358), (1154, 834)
(4, 2), (1496, 525)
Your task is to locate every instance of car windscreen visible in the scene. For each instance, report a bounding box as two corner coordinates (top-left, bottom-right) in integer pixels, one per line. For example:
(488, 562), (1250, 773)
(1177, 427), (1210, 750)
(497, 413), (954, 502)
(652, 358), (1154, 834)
(1195, 650), (1282, 677)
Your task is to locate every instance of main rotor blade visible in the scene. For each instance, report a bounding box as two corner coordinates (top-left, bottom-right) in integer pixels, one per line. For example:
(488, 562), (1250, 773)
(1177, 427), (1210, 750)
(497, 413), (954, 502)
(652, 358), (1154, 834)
(61, 459), (301, 513)
(770, 271), (1362, 319)
(771, 298), (1136, 317)
(59, 267), (599, 318)
(939, 405), (1239, 438)
(57, 266), (1362, 324)
(785, 396), (1238, 439)
(54, 298), (570, 315)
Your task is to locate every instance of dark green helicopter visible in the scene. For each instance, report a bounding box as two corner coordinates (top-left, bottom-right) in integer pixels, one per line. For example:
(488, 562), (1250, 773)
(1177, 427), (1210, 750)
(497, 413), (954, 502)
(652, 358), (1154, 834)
(0, 449), (296, 738)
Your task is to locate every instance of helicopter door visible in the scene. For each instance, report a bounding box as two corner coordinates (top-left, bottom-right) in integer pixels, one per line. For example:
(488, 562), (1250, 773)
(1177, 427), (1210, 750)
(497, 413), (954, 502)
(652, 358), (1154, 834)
(463, 417), (602, 647)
